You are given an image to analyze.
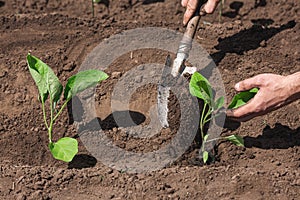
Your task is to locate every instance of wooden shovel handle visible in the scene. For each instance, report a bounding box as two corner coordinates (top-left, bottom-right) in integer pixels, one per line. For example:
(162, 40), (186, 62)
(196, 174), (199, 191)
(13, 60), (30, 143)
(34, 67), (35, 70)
(184, 15), (201, 39)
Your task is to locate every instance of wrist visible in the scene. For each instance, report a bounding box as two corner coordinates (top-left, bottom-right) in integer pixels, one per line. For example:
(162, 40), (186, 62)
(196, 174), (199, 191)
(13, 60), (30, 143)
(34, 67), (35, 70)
(286, 72), (300, 100)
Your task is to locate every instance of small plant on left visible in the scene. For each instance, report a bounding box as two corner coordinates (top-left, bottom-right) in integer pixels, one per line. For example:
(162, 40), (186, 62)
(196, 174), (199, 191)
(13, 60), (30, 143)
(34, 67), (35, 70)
(27, 53), (108, 162)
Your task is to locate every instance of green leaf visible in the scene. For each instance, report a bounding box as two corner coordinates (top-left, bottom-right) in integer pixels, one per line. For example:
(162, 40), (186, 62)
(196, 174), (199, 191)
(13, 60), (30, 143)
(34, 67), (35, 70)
(228, 88), (258, 109)
(225, 135), (244, 147)
(27, 54), (63, 103)
(93, 0), (101, 3)
(189, 72), (213, 104)
(49, 137), (78, 162)
(203, 151), (209, 164)
(64, 70), (108, 100)
(213, 96), (224, 111)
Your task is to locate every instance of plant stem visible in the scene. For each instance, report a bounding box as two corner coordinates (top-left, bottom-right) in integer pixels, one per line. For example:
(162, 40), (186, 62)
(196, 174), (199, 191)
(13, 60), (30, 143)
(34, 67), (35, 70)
(53, 100), (69, 122)
(41, 101), (49, 129)
(48, 97), (54, 143)
(206, 136), (231, 144)
(206, 137), (221, 144)
(48, 123), (53, 143)
(203, 106), (212, 125)
(200, 102), (207, 140)
(200, 103), (213, 153)
(204, 118), (212, 124)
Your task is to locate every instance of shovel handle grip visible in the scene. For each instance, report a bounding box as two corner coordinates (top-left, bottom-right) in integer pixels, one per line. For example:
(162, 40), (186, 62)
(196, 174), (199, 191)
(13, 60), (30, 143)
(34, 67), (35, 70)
(184, 15), (201, 39)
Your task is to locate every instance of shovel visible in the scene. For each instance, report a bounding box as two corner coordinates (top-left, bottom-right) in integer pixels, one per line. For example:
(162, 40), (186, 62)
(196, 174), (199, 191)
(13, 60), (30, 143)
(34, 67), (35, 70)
(157, 1), (207, 127)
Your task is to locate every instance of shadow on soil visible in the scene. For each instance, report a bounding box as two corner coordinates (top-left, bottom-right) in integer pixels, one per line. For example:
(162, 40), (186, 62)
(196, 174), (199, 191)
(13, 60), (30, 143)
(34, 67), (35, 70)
(244, 123), (300, 149)
(222, 1), (244, 18)
(142, 0), (165, 5)
(73, 111), (146, 136)
(97, 110), (146, 130)
(129, 0), (164, 6)
(255, 0), (267, 8)
(222, 0), (267, 19)
(68, 154), (97, 169)
(93, 0), (109, 8)
(211, 20), (296, 65)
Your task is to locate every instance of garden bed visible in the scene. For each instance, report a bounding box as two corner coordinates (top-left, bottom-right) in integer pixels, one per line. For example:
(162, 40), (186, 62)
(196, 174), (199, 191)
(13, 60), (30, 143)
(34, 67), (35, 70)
(0, 0), (299, 199)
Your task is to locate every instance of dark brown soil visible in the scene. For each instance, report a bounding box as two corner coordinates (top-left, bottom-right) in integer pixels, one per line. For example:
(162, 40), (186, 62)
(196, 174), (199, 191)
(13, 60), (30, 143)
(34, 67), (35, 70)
(0, 0), (299, 199)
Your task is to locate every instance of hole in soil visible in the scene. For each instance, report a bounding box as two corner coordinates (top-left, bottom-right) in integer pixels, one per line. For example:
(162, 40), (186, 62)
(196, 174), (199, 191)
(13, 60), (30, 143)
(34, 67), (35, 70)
(98, 110), (146, 130)
(0, 1), (5, 7)
(100, 86), (181, 153)
(92, 49), (181, 153)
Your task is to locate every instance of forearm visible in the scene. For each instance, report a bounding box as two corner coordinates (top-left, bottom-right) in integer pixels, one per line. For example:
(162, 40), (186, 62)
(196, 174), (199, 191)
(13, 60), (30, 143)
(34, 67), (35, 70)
(286, 71), (300, 101)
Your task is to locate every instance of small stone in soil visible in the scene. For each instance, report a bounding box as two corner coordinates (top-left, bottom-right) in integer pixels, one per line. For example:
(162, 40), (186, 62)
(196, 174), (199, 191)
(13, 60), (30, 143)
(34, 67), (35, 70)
(260, 40), (267, 47)
(0, 70), (7, 78)
(137, 65), (144, 70)
(63, 62), (76, 71)
(111, 71), (122, 79)
(135, 76), (143, 83)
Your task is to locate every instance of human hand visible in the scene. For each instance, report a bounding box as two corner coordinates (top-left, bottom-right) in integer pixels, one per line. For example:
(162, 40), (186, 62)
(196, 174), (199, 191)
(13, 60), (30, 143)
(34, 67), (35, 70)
(226, 73), (300, 122)
(182, 0), (220, 25)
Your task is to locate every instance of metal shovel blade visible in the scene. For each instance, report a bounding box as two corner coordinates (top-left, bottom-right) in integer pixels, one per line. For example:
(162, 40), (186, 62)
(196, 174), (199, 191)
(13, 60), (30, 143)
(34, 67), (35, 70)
(157, 55), (172, 128)
(157, 20), (201, 127)
(157, 54), (198, 128)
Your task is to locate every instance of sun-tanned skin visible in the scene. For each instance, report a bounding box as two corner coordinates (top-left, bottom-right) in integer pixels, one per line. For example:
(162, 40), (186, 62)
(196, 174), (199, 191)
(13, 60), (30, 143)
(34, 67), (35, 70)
(181, 0), (300, 121)
(226, 72), (300, 121)
(182, 0), (220, 25)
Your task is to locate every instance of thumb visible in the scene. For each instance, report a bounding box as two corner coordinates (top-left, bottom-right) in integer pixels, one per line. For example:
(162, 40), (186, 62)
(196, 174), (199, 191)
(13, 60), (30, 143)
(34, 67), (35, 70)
(235, 76), (261, 92)
(203, 0), (220, 14)
(181, 0), (188, 7)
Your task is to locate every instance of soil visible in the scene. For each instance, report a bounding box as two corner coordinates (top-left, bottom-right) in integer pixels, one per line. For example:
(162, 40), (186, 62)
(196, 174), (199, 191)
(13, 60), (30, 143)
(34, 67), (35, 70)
(0, 0), (300, 199)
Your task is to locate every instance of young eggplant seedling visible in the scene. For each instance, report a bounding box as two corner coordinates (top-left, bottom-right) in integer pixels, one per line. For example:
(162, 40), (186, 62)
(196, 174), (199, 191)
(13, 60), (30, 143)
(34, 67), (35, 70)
(27, 54), (108, 162)
(189, 72), (251, 163)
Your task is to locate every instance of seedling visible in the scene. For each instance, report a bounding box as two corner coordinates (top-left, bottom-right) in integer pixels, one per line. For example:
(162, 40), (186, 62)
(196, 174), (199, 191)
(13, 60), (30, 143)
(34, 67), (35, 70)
(27, 54), (108, 162)
(189, 72), (244, 163)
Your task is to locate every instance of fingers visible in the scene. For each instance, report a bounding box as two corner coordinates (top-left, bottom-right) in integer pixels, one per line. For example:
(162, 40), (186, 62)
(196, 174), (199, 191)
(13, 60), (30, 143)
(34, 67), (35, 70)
(181, 0), (188, 7)
(183, 0), (198, 25)
(226, 100), (258, 121)
(227, 73), (286, 122)
(235, 76), (262, 92)
(226, 76), (263, 120)
(203, 0), (220, 14)
(226, 91), (268, 122)
(182, 0), (220, 25)
(226, 75), (264, 121)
